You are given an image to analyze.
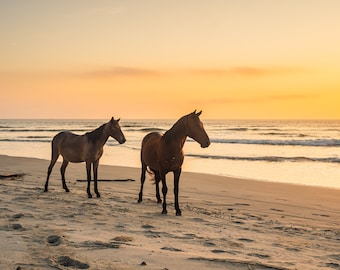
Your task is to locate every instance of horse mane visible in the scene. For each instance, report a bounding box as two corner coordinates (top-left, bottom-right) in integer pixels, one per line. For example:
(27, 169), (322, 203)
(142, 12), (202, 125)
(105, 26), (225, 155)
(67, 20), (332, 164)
(163, 114), (187, 142)
(85, 123), (106, 144)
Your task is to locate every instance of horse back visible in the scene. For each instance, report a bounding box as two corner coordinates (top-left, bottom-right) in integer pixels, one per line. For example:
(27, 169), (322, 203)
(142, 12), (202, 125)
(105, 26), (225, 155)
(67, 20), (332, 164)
(53, 131), (89, 162)
(141, 132), (162, 170)
(53, 131), (81, 145)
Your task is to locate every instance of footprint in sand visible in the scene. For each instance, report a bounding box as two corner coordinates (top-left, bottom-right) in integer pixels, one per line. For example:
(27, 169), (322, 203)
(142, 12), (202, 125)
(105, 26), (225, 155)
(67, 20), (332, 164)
(245, 214), (263, 221)
(285, 247), (301, 252)
(57, 256), (89, 269)
(178, 234), (197, 240)
(115, 223), (126, 230)
(189, 257), (284, 270)
(247, 253), (271, 259)
(80, 240), (120, 249)
(325, 262), (340, 269)
(232, 220), (245, 225)
(142, 224), (154, 229)
(47, 235), (61, 246)
(161, 246), (183, 252)
(11, 213), (25, 220)
(312, 213), (330, 217)
(238, 238), (254, 243)
(211, 249), (238, 255)
(12, 223), (23, 230)
(325, 254), (340, 269)
(203, 241), (216, 247)
(270, 208), (284, 212)
(142, 224), (163, 238)
(184, 233), (196, 238)
(113, 235), (134, 243)
(190, 217), (207, 223)
(235, 203), (250, 206)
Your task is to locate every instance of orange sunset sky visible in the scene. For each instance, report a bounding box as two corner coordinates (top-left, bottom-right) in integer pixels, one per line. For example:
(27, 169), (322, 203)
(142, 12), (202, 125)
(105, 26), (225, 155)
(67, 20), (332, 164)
(1, 1), (340, 119)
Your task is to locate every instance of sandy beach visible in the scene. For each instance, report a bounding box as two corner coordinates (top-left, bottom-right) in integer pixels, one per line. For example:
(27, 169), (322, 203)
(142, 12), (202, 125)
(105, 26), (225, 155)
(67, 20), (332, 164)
(0, 154), (339, 269)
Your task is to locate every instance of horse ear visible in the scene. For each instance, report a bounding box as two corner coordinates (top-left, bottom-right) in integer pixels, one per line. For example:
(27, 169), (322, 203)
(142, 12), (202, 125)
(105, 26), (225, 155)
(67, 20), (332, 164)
(111, 117), (114, 122)
(196, 110), (202, 116)
(192, 110), (197, 115)
(117, 118), (120, 122)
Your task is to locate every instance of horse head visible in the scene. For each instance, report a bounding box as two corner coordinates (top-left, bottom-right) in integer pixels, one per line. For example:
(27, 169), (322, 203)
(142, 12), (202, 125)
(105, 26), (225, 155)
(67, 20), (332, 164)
(185, 110), (210, 148)
(108, 117), (126, 144)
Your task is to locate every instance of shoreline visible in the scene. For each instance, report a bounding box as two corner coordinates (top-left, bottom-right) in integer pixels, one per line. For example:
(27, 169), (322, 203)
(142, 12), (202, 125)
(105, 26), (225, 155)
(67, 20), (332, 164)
(1, 154), (340, 269)
(3, 152), (340, 192)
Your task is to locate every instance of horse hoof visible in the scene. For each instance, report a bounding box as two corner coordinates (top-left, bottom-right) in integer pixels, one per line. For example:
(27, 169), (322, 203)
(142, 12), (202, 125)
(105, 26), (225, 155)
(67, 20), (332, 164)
(65, 189), (70, 193)
(157, 199), (162, 204)
(96, 193), (101, 198)
(176, 211), (182, 216)
(162, 210), (168, 215)
(88, 194), (92, 198)
(44, 189), (48, 193)
(137, 199), (142, 203)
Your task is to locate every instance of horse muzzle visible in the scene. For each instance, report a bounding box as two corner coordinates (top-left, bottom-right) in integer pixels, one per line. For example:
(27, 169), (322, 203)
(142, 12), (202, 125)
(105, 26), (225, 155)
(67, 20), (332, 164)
(119, 137), (126, 144)
(200, 140), (210, 148)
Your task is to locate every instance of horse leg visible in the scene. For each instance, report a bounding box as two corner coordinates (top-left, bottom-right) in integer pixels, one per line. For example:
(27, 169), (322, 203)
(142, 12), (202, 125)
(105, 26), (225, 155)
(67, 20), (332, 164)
(86, 161), (92, 198)
(60, 159), (70, 192)
(44, 157), (58, 192)
(174, 168), (182, 216)
(44, 140), (59, 192)
(93, 159), (100, 198)
(161, 173), (168, 215)
(154, 171), (162, 203)
(138, 162), (147, 203)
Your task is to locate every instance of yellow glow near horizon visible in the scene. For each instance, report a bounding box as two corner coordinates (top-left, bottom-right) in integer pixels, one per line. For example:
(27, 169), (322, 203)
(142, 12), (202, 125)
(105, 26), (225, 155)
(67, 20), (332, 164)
(1, 1), (340, 119)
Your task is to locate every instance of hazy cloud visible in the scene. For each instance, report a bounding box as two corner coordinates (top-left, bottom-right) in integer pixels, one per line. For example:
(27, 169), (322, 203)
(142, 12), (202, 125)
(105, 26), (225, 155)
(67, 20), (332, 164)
(0, 65), (308, 80)
(82, 65), (307, 79)
(83, 67), (161, 78)
(188, 67), (307, 77)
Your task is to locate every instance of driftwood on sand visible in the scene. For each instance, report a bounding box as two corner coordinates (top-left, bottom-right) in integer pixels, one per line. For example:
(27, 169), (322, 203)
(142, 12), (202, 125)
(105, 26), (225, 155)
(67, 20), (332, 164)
(0, 173), (25, 180)
(76, 179), (135, 182)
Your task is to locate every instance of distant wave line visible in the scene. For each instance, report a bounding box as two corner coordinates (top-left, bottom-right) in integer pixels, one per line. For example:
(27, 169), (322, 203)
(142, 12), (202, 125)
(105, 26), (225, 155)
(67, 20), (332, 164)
(186, 154), (340, 164)
(211, 127), (298, 132)
(2, 127), (167, 133)
(258, 132), (308, 137)
(0, 129), (89, 133)
(0, 138), (51, 143)
(3, 137), (340, 148)
(21, 136), (51, 139)
(211, 138), (340, 147)
(125, 127), (165, 132)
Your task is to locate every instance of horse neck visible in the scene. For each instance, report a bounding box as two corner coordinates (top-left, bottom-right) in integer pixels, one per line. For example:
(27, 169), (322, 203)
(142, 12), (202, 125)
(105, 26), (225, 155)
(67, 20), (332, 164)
(163, 117), (187, 150)
(86, 123), (110, 147)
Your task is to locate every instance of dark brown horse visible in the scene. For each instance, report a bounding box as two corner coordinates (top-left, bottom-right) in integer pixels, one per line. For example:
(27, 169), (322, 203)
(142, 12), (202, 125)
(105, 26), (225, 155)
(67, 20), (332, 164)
(44, 117), (126, 198)
(138, 110), (210, 215)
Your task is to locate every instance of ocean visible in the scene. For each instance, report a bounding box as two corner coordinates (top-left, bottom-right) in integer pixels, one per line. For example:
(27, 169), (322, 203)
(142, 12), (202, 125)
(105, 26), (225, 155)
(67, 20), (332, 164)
(0, 119), (339, 189)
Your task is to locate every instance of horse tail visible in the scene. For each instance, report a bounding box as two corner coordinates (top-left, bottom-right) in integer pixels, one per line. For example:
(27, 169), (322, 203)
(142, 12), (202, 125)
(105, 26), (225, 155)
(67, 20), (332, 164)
(53, 132), (63, 151)
(46, 133), (62, 178)
(49, 132), (65, 163)
(146, 167), (156, 184)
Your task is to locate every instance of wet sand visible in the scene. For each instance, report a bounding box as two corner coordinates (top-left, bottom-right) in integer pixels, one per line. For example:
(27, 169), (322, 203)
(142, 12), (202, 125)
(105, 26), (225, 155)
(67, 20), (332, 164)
(0, 154), (339, 269)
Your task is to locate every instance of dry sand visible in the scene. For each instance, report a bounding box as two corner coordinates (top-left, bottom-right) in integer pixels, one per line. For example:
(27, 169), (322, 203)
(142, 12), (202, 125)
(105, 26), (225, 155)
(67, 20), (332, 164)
(0, 154), (339, 270)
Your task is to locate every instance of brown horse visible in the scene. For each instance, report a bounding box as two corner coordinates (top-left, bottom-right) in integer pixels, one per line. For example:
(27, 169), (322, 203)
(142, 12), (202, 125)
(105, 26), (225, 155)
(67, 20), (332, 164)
(138, 110), (210, 215)
(44, 117), (126, 198)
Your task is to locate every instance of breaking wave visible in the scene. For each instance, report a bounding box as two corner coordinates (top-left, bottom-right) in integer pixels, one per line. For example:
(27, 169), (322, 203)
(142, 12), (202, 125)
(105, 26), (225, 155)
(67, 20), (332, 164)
(211, 138), (340, 147)
(186, 154), (340, 164)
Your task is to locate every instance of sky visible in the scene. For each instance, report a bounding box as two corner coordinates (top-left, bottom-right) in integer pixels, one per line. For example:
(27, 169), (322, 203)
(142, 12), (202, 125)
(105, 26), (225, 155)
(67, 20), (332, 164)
(1, 0), (340, 119)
